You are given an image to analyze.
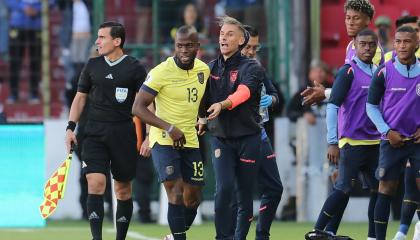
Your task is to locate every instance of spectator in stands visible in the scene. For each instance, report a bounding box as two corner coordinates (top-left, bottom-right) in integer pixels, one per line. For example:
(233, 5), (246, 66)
(375, 15), (393, 53)
(6, 0), (44, 104)
(170, 3), (205, 39)
(68, 0), (92, 105)
(287, 60), (330, 125)
(0, 0), (8, 59)
(135, 0), (152, 44)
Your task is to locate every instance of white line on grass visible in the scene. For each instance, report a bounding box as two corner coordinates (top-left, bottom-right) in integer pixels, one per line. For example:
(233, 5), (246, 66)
(105, 228), (160, 240)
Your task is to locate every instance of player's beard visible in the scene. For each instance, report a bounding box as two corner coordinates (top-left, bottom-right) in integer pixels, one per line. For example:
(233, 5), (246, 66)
(174, 53), (196, 70)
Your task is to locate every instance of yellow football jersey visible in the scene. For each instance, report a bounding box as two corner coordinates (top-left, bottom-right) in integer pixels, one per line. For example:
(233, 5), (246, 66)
(144, 57), (209, 148)
(385, 48), (420, 62)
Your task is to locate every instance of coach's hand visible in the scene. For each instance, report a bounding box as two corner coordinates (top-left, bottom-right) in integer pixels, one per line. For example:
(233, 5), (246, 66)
(301, 82), (326, 106)
(412, 128), (420, 144)
(387, 130), (404, 148)
(169, 126), (186, 149)
(197, 123), (207, 136)
(65, 130), (78, 154)
(207, 102), (222, 120)
(327, 144), (340, 165)
(140, 137), (151, 157)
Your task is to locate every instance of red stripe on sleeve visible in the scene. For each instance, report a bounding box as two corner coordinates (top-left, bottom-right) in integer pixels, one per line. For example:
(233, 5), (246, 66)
(227, 84), (251, 110)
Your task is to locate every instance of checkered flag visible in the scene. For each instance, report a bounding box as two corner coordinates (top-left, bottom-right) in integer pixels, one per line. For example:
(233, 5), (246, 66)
(39, 151), (72, 219)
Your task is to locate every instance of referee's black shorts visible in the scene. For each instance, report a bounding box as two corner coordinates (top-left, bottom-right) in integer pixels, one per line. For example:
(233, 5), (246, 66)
(81, 119), (138, 182)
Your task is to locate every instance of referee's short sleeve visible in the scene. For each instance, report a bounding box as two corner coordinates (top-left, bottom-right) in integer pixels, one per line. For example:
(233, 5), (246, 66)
(77, 59), (92, 93)
(135, 64), (147, 92)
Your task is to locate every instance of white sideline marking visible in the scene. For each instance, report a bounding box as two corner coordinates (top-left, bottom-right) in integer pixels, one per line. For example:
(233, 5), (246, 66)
(105, 228), (160, 240)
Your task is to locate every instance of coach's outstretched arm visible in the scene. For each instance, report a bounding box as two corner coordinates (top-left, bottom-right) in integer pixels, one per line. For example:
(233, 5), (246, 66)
(132, 89), (186, 148)
(65, 92), (87, 153)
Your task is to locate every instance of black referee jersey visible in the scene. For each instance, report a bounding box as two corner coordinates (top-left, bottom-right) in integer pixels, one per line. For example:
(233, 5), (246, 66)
(77, 55), (147, 122)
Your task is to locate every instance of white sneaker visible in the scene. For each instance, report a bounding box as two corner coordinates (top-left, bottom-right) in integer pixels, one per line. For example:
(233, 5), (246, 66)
(392, 231), (406, 240)
(413, 221), (420, 240)
(163, 234), (174, 240)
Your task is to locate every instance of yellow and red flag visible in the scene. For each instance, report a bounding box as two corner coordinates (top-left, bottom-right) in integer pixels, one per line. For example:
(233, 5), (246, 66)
(39, 152), (72, 219)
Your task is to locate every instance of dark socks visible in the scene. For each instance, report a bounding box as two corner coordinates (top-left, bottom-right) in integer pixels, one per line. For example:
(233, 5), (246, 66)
(184, 206), (198, 231)
(367, 192), (378, 238)
(325, 196), (349, 234)
(374, 193), (393, 240)
(116, 198), (133, 240)
(87, 194), (104, 240)
(314, 190), (349, 231)
(168, 203), (186, 240)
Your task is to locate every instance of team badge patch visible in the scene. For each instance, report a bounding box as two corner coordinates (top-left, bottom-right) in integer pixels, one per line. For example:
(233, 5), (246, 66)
(197, 72), (204, 84)
(115, 87), (128, 103)
(230, 70), (238, 83)
(214, 148), (221, 158)
(416, 83), (420, 96)
(166, 166), (174, 175)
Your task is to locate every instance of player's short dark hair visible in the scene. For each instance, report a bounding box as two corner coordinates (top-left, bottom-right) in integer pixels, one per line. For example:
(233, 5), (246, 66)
(395, 15), (418, 28)
(177, 25), (198, 38)
(344, 0), (375, 20)
(356, 28), (377, 40)
(243, 25), (259, 37)
(99, 21), (126, 48)
(396, 25), (417, 34)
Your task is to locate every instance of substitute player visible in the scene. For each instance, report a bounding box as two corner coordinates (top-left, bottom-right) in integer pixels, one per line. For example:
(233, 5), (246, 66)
(307, 29), (380, 240)
(387, 15), (420, 240)
(132, 26), (209, 240)
(366, 26), (420, 240)
(65, 21), (147, 240)
(198, 16), (264, 240)
(301, 0), (383, 106)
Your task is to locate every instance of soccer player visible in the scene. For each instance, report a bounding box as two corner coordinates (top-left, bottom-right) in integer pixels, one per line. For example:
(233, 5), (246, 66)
(132, 25), (209, 240)
(198, 16), (264, 240)
(65, 22), (147, 240)
(385, 16), (420, 62)
(308, 29), (380, 240)
(235, 24), (283, 240)
(366, 26), (420, 240)
(388, 15), (420, 240)
(301, 0), (383, 106)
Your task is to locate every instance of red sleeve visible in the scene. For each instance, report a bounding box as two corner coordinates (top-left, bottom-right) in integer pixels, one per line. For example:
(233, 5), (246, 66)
(227, 84), (251, 110)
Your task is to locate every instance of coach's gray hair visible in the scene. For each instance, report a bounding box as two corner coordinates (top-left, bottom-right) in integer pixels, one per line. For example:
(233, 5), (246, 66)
(217, 16), (246, 35)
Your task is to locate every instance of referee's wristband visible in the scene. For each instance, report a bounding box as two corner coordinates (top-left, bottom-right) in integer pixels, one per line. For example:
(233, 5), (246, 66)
(66, 121), (76, 132)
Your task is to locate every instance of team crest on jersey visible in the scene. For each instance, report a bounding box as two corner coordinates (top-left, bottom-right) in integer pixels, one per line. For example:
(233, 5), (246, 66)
(230, 70), (238, 83)
(197, 72), (204, 84)
(416, 83), (420, 96)
(115, 87), (128, 103)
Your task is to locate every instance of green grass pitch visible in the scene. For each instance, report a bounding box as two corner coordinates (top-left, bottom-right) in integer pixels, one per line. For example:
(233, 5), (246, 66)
(0, 220), (413, 240)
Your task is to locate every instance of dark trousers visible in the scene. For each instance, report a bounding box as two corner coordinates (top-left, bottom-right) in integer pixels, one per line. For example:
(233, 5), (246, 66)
(8, 28), (41, 98)
(134, 155), (154, 221)
(210, 133), (261, 240)
(231, 136), (283, 240)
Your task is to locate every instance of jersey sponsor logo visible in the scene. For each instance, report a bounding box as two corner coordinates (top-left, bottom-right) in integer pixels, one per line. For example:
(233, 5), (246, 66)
(105, 73), (113, 79)
(416, 84), (420, 96)
(390, 87), (406, 92)
(115, 87), (128, 103)
(166, 166), (174, 175)
(230, 70), (238, 83)
(197, 72), (204, 84)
